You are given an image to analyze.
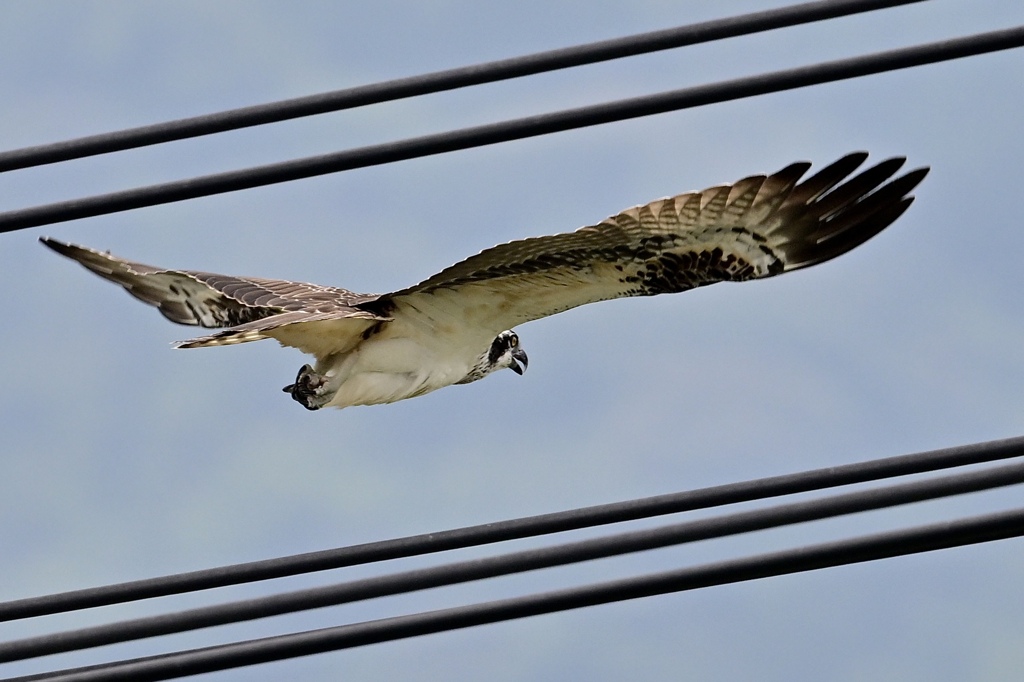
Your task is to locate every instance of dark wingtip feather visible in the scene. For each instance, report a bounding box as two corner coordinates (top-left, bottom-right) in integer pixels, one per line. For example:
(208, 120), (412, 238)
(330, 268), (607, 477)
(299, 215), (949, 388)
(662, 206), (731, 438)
(39, 236), (75, 257)
(38, 236), (124, 278)
(39, 236), (102, 263)
(807, 157), (907, 224)
(798, 196), (915, 268)
(782, 152), (871, 208)
(772, 160), (813, 179)
(780, 159), (928, 271)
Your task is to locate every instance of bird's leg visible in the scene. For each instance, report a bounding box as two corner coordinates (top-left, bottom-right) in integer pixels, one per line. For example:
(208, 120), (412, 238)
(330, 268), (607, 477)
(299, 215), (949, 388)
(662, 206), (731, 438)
(282, 364), (331, 411)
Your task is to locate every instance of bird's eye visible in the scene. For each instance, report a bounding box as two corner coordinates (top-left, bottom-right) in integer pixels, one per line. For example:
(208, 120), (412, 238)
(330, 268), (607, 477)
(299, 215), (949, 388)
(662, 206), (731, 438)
(509, 334), (518, 347)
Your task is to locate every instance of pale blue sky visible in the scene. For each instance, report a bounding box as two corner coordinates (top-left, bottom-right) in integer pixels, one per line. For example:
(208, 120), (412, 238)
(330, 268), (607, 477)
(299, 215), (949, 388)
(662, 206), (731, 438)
(2, 2), (1024, 680)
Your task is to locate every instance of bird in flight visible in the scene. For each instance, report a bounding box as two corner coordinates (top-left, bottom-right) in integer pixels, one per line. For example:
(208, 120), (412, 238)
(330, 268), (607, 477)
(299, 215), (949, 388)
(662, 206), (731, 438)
(43, 152), (927, 411)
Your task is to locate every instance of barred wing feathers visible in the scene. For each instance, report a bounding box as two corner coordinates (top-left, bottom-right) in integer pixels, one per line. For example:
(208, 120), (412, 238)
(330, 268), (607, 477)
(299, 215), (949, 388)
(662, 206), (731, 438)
(390, 153), (927, 336)
(39, 239), (389, 357)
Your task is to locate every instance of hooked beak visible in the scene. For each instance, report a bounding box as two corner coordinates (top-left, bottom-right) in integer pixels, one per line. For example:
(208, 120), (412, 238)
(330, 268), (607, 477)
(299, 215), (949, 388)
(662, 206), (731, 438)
(510, 347), (529, 375)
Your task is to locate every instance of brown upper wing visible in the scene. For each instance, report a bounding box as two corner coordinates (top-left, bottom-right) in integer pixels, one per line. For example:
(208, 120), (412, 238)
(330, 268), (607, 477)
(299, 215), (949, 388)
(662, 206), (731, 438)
(40, 238), (389, 356)
(386, 153), (928, 337)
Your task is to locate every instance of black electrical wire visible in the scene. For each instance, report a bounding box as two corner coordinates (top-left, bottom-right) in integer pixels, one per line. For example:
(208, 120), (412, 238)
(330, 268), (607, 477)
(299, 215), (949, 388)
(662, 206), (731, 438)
(0, 0), (926, 173)
(4, 457), (1024, 663)
(1, 25), (1021, 234)
(12, 507), (1024, 682)
(2, 435), (1021, 624)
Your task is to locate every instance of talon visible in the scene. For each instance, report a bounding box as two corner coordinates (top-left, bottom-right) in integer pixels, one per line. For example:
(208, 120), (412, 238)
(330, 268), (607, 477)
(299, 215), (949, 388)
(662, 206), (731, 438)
(283, 364), (328, 411)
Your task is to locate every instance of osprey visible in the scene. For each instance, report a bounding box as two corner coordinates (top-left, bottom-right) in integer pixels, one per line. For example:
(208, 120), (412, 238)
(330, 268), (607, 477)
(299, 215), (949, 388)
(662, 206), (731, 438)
(43, 152), (927, 411)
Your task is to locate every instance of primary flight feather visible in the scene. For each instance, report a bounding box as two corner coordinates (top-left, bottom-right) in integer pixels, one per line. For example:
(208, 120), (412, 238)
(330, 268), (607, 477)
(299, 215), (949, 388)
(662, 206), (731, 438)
(42, 152), (927, 410)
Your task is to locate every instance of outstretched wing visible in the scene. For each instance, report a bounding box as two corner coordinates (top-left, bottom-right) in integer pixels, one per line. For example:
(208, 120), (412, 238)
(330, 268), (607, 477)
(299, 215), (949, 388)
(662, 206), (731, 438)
(40, 239), (389, 357)
(387, 153), (928, 336)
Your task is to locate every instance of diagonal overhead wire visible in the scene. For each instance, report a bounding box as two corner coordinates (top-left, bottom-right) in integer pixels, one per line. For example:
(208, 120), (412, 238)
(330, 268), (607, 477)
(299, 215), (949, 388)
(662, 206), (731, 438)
(0, 0), (926, 173)
(11, 507), (1024, 682)
(2, 436), (1021, 624)
(3, 456), (1024, 663)
(0, 25), (1022, 234)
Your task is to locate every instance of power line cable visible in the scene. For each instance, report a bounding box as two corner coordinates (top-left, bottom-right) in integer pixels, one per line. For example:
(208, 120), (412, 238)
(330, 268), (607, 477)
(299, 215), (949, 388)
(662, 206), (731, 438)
(3, 456), (1024, 663)
(2, 25), (1021, 234)
(2, 435), (1021, 623)
(0, 0), (926, 173)
(12, 507), (1024, 682)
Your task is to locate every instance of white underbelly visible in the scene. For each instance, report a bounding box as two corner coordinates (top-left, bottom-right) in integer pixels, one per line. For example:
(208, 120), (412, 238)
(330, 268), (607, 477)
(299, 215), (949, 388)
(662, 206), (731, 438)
(322, 334), (475, 408)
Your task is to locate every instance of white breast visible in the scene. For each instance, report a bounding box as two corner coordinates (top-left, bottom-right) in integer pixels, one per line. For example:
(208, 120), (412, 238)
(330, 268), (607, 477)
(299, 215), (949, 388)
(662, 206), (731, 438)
(321, 308), (490, 408)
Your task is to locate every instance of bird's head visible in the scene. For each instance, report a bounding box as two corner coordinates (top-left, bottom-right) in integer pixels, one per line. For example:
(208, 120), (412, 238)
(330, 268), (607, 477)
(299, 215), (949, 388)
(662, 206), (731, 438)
(458, 330), (529, 385)
(489, 330), (529, 376)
